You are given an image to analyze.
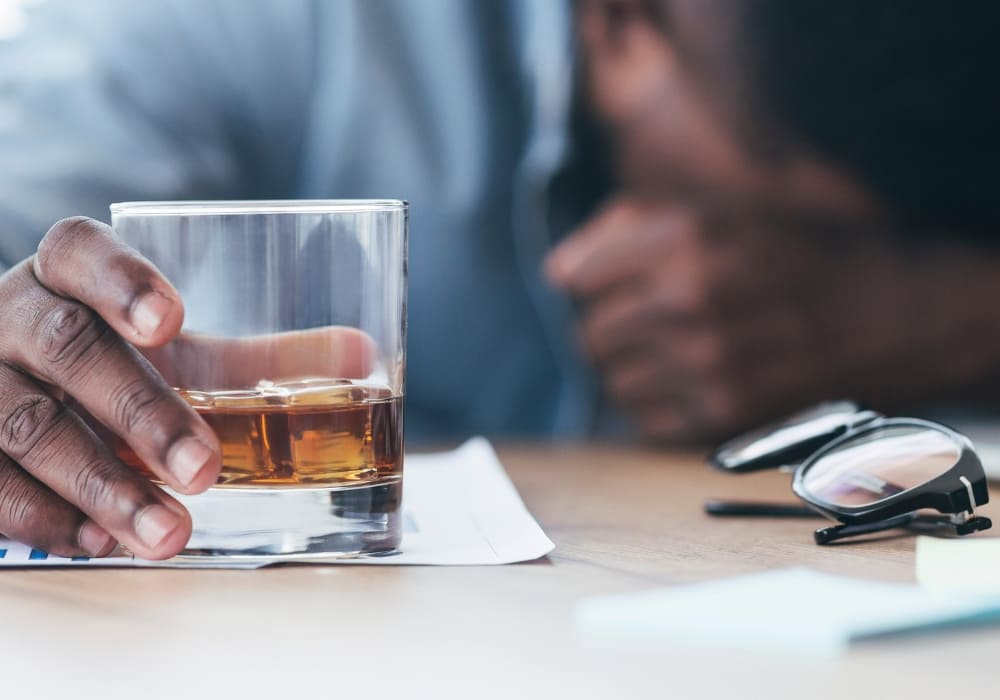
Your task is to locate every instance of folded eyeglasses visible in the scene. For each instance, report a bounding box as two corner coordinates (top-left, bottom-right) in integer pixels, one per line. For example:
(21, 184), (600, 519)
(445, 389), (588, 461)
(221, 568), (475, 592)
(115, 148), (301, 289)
(706, 401), (992, 544)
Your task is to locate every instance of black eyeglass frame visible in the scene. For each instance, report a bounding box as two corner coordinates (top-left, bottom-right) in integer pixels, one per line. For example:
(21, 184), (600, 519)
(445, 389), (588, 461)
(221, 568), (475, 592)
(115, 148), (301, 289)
(708, 408), (992, 545)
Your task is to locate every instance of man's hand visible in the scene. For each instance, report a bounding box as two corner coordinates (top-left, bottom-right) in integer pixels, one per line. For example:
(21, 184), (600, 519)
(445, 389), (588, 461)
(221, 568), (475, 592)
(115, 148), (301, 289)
(0, 217), (223, 559)
(0, 218), (380, 559)
(546, 196), (1000, 443)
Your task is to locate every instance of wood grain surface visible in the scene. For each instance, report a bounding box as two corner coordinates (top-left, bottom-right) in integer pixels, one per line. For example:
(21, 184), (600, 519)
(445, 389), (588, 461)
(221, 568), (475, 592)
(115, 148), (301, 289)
(1, 442), (998, 699)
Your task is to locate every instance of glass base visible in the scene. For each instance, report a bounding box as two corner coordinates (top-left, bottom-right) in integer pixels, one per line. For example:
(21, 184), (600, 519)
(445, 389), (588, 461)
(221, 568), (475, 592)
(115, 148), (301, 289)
(167, 479), (402, 558)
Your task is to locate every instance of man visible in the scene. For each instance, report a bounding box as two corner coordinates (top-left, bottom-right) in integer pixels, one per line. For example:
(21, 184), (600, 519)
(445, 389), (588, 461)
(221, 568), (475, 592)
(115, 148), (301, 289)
(0, 0), (998, 559)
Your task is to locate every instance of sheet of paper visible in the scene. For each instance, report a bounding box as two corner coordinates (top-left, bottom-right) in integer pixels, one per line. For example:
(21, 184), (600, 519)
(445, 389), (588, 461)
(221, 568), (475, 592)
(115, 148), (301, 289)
(916, 536), (1000, 592)
(575, 567), (1000, 657)
(0, 437), (554, 569)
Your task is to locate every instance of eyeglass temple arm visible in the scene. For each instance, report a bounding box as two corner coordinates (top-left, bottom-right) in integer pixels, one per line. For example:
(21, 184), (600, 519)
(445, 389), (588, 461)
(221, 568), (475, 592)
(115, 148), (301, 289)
(704, 499), (820, 518)
(814, 513), (918, 544)
(815, 513), (993, 545)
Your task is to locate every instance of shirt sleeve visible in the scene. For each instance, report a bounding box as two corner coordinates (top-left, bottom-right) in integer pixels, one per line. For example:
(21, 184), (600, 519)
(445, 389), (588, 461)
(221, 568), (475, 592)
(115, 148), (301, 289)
(0, 0), (316, 269)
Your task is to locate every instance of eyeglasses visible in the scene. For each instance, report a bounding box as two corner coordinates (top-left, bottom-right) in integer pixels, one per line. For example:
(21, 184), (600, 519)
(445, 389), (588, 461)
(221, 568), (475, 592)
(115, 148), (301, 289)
(706, 401), (992, 544)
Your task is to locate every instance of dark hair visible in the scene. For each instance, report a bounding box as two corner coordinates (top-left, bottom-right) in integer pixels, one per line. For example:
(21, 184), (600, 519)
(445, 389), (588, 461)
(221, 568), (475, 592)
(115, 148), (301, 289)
(737, 1), (1000, 240)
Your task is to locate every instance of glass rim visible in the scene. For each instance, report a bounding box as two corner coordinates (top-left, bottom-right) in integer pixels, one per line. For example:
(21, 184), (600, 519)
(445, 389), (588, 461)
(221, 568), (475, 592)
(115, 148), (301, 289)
(110, 199), (408, 216)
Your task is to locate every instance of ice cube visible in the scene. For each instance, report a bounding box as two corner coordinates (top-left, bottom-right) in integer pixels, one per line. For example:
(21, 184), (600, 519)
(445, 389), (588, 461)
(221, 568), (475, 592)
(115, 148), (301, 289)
(265, 377), (365, 405)
(211, 389), (278, 409)
(176, 388), (216, 408)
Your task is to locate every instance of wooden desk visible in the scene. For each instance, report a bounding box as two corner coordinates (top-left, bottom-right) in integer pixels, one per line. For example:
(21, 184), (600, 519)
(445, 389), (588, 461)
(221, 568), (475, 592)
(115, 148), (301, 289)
(2, 444), (998, 699)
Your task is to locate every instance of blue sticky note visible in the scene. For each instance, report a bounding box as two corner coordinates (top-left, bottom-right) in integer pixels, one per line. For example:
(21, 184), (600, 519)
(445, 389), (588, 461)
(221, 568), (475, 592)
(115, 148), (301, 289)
(575, 568), (1000, 656)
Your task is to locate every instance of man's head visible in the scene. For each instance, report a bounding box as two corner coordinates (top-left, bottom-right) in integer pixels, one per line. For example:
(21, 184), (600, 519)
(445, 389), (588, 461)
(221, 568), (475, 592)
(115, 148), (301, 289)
(580, 0), (1000, 239)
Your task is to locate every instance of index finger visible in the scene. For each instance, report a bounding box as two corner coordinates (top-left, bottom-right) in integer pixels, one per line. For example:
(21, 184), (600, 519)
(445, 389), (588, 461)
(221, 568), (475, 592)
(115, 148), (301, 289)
(33, 217), (185, 348)
(545, 199), (694, 297)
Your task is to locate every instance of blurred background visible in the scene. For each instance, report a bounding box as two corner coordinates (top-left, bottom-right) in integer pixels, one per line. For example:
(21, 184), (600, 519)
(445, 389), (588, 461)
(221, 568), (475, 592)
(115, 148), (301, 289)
(2, 0), (1000, 454)
(0, 0), (39, 39)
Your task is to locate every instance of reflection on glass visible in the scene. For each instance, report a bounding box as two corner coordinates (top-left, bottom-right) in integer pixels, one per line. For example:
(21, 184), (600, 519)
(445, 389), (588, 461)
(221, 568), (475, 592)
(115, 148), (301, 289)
(801, 426), (959, 507)
(717, 400), (859, 466)
(111, 200), (407, 557)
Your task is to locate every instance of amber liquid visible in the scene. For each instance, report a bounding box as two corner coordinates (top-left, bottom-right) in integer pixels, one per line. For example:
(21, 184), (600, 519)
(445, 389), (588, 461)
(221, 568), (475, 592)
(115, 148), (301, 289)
(115, 379), (404, 489)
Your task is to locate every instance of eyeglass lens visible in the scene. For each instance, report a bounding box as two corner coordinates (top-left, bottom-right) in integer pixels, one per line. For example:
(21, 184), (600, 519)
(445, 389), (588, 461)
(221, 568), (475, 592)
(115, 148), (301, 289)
(715, 401), (860, 467)
(800, 426), (960, 508)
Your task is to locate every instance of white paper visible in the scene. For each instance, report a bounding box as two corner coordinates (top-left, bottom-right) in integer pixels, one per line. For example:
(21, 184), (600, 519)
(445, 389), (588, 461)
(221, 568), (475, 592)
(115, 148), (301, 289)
(0, 438), (554, 569)
(575, 567), (1000, 657)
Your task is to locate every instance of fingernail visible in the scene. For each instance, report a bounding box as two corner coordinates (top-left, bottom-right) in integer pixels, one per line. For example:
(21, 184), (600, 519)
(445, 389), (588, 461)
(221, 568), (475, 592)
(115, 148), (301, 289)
(132, 290), (173, 338)
(135, 504), (182, 550)
(79, 520), (115, 557)
(168, 436), (216, 488)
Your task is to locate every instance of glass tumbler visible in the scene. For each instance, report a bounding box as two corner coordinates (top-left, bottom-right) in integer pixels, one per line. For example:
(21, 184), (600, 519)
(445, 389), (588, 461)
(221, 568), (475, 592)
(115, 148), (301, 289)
(110, 200), (407, 558)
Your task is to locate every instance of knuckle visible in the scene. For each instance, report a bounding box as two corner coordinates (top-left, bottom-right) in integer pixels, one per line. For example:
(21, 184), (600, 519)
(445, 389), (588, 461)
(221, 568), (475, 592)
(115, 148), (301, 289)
(667, 210), (702, 248)
(687, 331), (727, 374)
(594, 301), (636, 340)
(608, 363), (653, 403)
(0, 391), (65, 460)
(107, 378), (169, 435)
(0, 471), (80, 555)
(638, 410), (685, 443)
(0, 477), (43, 536)
(72, 457), (126, 512)
(684, 265), (712, 309)
(651, 269), (708, 316)
(34, 301), (114, 373)
(35, 217), (95, 279)
(607, 370), (634, 401)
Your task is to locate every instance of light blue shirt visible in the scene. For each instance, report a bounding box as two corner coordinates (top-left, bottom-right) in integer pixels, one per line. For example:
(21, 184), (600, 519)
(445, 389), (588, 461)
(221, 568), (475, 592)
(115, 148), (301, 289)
(0, 0), (610, 441)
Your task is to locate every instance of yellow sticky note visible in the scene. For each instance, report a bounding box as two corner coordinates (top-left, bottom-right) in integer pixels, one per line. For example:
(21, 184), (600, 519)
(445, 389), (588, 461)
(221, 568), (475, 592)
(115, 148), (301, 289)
(916, 536), (1000, 593)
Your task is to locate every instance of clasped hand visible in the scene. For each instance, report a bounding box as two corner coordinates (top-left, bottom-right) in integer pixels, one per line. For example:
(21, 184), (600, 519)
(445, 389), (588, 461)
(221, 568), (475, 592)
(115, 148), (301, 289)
(547, 196), (986, 442)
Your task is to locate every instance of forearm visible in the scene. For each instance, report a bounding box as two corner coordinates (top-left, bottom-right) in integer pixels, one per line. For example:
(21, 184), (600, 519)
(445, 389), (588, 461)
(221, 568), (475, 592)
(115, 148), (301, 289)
(799, 237), (1000, 413)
